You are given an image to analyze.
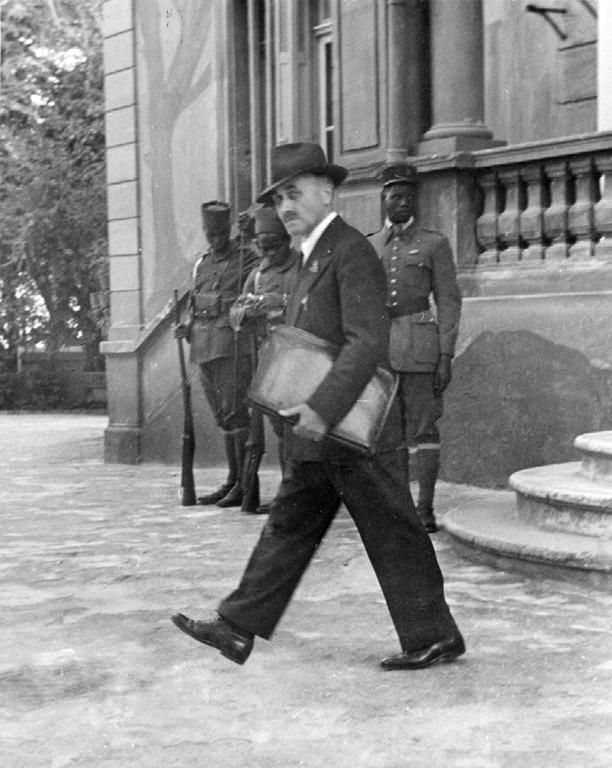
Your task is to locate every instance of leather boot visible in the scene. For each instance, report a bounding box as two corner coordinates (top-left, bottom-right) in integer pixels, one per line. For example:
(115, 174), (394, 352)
(416, 446), (440, 533)
(197, 431), (237, 505)
(217, 428), (249, 507)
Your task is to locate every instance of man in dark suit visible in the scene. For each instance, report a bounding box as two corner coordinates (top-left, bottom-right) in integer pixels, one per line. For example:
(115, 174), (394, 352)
(368, 165), (462, 533)
(172, 144), (465, 670)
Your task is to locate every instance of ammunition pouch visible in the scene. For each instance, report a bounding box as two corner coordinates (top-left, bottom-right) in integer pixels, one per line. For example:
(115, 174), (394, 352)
(193, 293), (235, 320)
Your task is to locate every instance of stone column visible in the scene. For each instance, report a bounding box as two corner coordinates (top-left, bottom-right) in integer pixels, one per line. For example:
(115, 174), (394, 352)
(101, 0), (143, 464)
(386, 0), (423, 161)
(418, 0), (500, 154)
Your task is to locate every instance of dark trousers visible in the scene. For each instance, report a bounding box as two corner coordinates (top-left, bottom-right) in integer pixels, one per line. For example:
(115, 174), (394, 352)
(399, 372), (442, 447)
(198, 356), (253, 432)
(219, 450), (458, 649)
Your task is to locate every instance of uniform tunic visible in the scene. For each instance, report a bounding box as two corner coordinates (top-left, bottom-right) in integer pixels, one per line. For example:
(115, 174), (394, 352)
(239, 249), (299, 340)
(230, 249), (299, 438)
(368, 222), (462, 445)
(189, 241), (259, 431)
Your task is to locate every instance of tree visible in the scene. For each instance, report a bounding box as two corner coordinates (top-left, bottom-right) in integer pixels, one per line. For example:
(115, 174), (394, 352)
(0, 0), (107, 370)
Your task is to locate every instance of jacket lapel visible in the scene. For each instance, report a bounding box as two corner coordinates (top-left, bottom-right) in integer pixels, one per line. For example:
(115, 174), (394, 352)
(286, 216), (344, 326)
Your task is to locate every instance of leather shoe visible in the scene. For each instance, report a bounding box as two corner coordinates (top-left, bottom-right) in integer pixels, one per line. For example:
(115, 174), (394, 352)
(420, 519), (438, 534)
(171, 613), (254, 665)
(250, 503), (272, 515)
(381, 633), (465, 670)
(216, 484), (244, 508)
(197, 484), (232, 505)
(417, 508), (438, 534)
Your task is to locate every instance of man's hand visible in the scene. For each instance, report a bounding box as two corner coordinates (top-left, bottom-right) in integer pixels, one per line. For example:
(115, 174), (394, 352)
(279, 403), (328, 442)
(174, 322), (191, 341)
(433, 354), (452, 395)
(258, 292), (285, 312)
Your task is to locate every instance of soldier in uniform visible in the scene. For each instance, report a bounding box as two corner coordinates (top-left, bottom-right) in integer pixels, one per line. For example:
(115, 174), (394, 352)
(176, 201), (259, 508)
(230, 206), (299, 343)
(230, 206), (299, 508)
(368, 164), (462, 533)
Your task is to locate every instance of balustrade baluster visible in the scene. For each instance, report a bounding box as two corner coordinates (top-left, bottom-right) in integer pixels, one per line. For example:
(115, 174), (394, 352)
(543, 161), (570, 261)
(568, 158), (597, 259)
(519, 164), (546, 261)
(594, 156), (612, 260)
(476, 172), (500, 265)
(497, 169), (522, 262)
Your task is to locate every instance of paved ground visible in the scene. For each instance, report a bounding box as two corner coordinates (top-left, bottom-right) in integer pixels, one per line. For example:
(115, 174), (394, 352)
(1, 413), (611, 768)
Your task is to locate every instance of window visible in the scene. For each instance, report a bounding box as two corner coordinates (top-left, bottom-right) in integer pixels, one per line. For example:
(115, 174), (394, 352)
(245, 1), (336, 195)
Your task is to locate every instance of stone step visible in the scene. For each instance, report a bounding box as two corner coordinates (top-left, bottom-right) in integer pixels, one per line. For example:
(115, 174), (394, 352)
(442, 493), (612, 588)
(509, 462), (612, 537)
(574, 431), (612, 482)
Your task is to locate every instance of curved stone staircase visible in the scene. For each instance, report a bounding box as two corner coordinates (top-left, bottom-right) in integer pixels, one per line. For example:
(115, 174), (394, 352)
(443, 431), (612, 587)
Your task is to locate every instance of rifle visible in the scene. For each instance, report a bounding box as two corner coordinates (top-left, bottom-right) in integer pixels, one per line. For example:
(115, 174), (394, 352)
(174, 289), (197, 506)
(241, 322), (266, 513)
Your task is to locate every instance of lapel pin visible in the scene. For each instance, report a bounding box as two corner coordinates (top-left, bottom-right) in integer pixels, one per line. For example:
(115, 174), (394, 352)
(309, 260), (319, 273)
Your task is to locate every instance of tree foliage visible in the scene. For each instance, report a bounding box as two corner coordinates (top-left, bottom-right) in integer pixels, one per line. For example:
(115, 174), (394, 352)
(0, 0), (107, 370)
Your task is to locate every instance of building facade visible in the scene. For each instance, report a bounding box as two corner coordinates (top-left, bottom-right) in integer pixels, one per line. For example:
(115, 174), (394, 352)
(101, 0), (612, 487)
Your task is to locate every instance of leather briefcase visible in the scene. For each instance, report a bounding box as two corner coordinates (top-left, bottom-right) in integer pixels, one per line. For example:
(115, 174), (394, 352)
(248, 324), (398, 454)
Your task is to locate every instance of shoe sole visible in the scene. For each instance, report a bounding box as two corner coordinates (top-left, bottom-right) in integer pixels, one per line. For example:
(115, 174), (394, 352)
(171, 614), (249, 665)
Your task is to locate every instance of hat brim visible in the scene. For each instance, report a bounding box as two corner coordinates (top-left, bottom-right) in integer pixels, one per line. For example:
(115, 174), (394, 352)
(257, 165), (348, 204)
(382, 177), (417, 188)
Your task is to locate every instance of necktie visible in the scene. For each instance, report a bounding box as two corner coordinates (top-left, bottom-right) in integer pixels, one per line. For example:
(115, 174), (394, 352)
(387, 224), (402, 243)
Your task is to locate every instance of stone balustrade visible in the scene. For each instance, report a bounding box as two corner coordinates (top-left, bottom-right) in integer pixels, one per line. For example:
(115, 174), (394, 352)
(473, 131), (612, 266)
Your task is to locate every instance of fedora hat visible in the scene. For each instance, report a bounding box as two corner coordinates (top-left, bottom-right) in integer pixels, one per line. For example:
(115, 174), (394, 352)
(379, 163), (418, 188)
(257, 142), (348, 204)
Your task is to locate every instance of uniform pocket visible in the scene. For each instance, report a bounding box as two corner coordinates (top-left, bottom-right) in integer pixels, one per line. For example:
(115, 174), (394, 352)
(410, 314), (439, 364)
(389, 315), (413, 371)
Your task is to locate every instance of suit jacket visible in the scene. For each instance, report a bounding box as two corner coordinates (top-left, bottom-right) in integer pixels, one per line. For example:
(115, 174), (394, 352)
(284, 215), (402, 461)
(368, 223), (462, 372)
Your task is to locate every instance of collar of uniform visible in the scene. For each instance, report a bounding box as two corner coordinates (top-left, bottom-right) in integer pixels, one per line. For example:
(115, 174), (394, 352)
(210, 240), (236, 262)
(384, 216), (414, 232)
(301, 212), (338, 264)
(259, 249), (296, 273)
(384, 216), (414, 243)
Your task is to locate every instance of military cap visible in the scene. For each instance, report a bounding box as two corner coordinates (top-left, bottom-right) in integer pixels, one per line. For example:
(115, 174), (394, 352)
(380, 163), (418, 188)
(257, 142), (348, 204)
(201, 200), (231, 228)
(254, 207), (288, 236)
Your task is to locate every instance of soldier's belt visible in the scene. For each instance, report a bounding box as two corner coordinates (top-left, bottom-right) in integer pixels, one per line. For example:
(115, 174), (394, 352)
(193, 296), (236, 319)
(388, 302), (431, 320)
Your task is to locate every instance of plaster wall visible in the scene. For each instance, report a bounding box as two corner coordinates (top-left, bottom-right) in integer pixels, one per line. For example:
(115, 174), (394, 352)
(598, 1), (612, 130)
(134, 1), (227, 322)
(483, 0), (597, 144)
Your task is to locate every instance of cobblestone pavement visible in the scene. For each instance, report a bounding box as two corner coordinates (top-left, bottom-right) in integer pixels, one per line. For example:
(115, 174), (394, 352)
(1, 414), (611, 768)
